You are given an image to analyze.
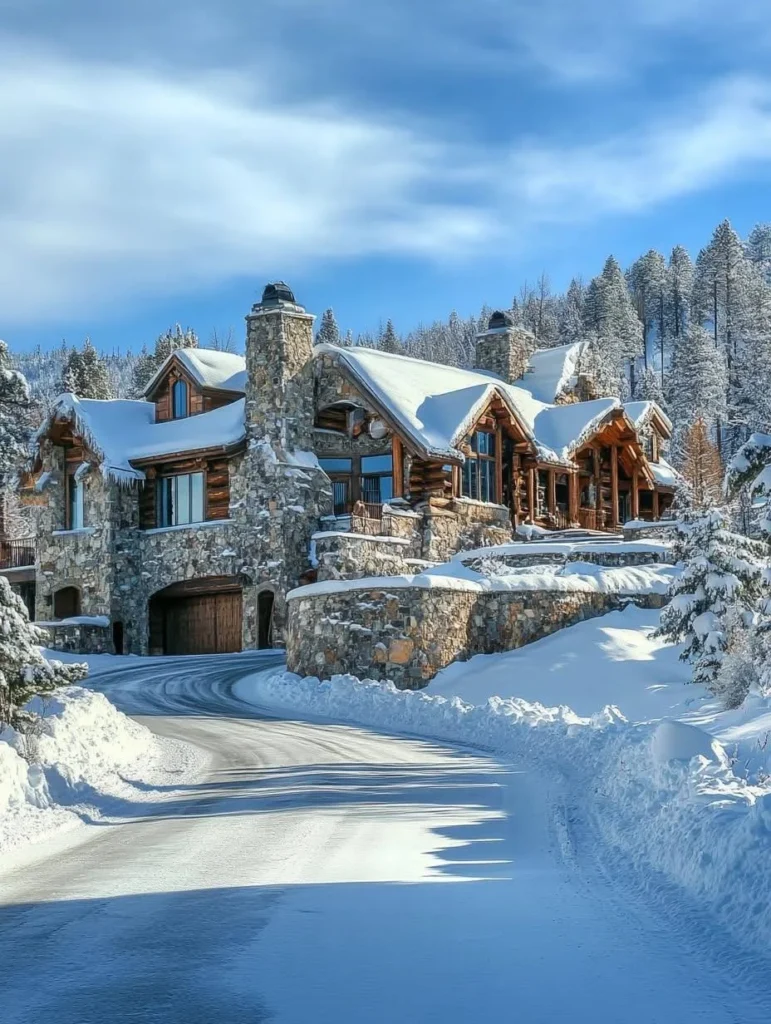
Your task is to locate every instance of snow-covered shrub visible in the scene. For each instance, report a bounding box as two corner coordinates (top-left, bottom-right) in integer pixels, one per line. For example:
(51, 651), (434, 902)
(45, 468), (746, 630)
(0, 577), (87, 730)
(657, 511), (766, 695)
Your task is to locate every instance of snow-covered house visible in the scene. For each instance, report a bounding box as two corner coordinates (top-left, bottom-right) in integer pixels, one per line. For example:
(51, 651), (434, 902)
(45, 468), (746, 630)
(28, 287), (676, 656)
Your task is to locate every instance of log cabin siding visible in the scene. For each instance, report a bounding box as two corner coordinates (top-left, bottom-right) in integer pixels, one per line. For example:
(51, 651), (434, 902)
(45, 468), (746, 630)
(137, 456), (232, 529)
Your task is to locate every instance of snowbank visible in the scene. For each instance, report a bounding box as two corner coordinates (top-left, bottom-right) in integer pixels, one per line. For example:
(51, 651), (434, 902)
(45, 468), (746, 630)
(240, 669), (771, 956)
(0, 686), (159, 851)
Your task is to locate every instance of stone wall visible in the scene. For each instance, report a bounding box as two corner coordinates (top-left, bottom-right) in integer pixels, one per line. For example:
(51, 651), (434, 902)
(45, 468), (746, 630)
(464, 547), (672, 572)
(422, 499), (512, 562)
(313, 532), (420, 582)
(474, 325), (532, 384)
(286, 581), (666, 688)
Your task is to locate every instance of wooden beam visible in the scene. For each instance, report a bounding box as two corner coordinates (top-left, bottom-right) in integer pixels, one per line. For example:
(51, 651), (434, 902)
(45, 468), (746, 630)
(527, 466), (536, 521)
(653, 488), (660, 521)
(391, 435), (403, 498)
(631, 468), (639, 520)
(547, 469), (556, 516)
(593, 448), (602, 514)
(495, 427), (503, 505)
(610, 445), (620, 527)
(568, 472), (578, 525)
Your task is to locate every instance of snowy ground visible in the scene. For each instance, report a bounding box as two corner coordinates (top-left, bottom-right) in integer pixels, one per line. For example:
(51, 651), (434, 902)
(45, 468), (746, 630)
(1, 669), (201, 854)
(2, 651), (770, 1023)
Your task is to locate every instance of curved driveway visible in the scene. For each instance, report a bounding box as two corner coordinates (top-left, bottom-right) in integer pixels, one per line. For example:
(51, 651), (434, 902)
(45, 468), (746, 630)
(0, 652), (768, 1023)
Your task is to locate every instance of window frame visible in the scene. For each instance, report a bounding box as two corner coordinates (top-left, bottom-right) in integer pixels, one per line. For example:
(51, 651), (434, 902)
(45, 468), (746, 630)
(318, 453), (395, 513)
(156, 470), (206, 527)
(172, 378), (189, 420)
(461, 430), (498, 504)
(64, 462), (85, 530)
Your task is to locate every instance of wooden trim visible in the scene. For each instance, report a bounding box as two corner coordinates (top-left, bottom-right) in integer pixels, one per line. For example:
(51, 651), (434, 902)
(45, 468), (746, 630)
(653, 489), (660, 520)
(527, 466), (536, 521)
(631, 468), (640, 520)
(610, 445), (619, 527)
(593, 448), (602, 514)
(495, 427), (503, 505)
(547, 469), (556, 515)
(568, 472), (578, 524)
(131, 440), (245, 469)
(391, 435), (403, 498)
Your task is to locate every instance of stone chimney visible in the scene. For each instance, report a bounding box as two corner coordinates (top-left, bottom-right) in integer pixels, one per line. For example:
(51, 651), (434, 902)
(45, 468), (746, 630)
(244, 282), (316, 452)
(474, 310), (534, 385)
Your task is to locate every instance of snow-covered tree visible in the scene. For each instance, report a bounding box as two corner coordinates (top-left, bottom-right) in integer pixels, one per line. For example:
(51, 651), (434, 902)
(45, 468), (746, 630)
(557, 278), (585, 346)
(60, 339), (114, 400)
(582, 256), (642, 395)
(627, 249), (667, 371)
(521, 273), (560, 347)
(668, 325), (727, 446)
(746, 223), (771, 284)
(632, 365), (664, 404)
(657, 510), (765, 694)
(155, 325), (198, 363)
(0, 578), (87, 730)
(316, 308), (341, 347)
(378, 319), (403, 354)
(0, 340), (33, 481)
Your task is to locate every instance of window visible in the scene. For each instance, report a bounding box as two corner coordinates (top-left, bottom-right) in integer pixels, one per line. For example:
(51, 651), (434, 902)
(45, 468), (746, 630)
(172, 379), (189, 419)
(65, 467), (85, 530)
(157, 472), (205, 527)
(53, 586), (81, 619)
(360, 454), (393, 506)
(462, 431), (497, 503)
(319, 458), (352, 514)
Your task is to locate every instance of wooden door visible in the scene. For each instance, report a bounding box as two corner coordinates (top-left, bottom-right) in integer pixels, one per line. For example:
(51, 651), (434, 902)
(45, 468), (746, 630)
(162, 591), (242, 654)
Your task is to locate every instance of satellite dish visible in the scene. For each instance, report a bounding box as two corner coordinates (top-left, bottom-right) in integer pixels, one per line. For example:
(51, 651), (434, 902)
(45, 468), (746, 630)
(368, 418), (388, 439)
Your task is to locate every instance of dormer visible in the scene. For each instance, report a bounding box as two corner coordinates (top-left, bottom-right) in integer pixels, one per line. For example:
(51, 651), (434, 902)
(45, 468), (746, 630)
(143, 349), (247, 424)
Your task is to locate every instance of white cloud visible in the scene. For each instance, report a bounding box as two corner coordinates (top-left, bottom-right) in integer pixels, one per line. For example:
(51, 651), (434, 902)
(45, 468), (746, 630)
(2, 35), (771, 326)
(0, 42), (494, 323)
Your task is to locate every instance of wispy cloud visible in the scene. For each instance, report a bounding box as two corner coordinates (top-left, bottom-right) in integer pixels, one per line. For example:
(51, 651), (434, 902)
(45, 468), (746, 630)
(2, 27), (771, 325)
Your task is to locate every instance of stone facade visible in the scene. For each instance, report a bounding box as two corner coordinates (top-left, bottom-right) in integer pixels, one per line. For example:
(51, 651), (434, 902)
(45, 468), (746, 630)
(422, 499), (512, 562)
(286, 580), (667, 688)
(474, 320), (533, 384)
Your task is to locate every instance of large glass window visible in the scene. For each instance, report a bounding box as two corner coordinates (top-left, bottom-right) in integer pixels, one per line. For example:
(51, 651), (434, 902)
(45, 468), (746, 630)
(172, 379), (189, 419)
(360, 454), (393, 506)
(319, 458), (353, 514)
(462, 431), (497, 503)
(157, 472), (205, 526)
(65, 469), (85, 530)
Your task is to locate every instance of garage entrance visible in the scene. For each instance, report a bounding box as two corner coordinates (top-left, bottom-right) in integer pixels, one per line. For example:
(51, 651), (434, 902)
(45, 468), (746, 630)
(149, 577), (243, 655)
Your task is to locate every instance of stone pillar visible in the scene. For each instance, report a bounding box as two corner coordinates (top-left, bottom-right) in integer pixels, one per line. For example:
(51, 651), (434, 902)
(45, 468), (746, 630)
(244, 282), (316, 454)
(474, 310), (534, 384)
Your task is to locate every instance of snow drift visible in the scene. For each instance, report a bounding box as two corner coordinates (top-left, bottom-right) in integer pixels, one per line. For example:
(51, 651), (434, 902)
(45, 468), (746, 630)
(242, 670), (771, 957)
(0, 686), (157, 850)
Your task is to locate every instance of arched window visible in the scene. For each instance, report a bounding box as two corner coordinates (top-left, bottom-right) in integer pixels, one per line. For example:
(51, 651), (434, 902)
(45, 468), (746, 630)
(53, 586), (81, 620)
(172, 379), (188, 419)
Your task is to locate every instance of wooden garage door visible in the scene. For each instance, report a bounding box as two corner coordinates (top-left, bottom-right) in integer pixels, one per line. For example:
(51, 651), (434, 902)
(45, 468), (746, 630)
(163, 591), (242, 655)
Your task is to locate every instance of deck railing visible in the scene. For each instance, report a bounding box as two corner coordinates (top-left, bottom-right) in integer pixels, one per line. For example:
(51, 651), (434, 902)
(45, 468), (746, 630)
(0, 537), (35, 570)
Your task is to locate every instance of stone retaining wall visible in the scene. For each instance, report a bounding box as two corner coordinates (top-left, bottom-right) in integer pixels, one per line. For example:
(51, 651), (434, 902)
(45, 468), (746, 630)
(464, 547), (672, 572)
(41, 623), (111, 655)
(313, 532), (420, 582)
(286, 582), (666, 688)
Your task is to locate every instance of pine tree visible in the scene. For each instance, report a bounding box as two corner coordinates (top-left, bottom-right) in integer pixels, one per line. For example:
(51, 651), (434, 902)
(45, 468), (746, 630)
(627, 249), (667, 372)
(633, 365), (664, 405)
(0, 577), (87, 729)
(657, 510), (765, 693)
(678, 419), (723, 511)
(668, 325), (727, 447)
(128, 347), (159, 399)
(154, 325), (198, 363)
(341, 329), (354, 347)
(582, 256), (642, 395)
(60, 339), (114, 400)
(0, 340), (33, 481)
(746, 223), (771, 284)
(316, 308), (341, 347)
(378, 319), (403, 354)
(557, 278), (585, 345)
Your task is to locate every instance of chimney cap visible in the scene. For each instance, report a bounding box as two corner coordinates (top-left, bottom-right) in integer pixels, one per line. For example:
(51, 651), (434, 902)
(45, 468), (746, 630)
(260, 281), (297, 307)
(488, 309), (516, 330)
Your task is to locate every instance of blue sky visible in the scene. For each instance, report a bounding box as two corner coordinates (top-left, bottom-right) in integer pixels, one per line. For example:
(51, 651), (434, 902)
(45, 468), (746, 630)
(2, 0), (771, 353)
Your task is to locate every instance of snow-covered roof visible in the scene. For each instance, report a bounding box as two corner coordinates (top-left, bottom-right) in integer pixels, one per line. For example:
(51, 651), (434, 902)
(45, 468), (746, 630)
(649, 456), (680, 490)
(518, 342), (585, 404)
(525, 398), (620, 463)
(316, 344), (543, 461)
(39, 394), (246, 484)
(144, 348), (247, 397)
(623, 400), (673, 435)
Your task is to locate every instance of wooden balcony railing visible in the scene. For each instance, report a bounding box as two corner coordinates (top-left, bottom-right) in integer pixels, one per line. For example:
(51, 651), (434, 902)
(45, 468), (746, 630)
(0, 537), (35, 570)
